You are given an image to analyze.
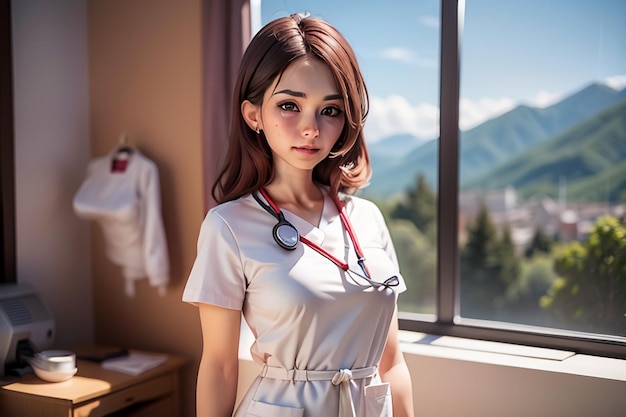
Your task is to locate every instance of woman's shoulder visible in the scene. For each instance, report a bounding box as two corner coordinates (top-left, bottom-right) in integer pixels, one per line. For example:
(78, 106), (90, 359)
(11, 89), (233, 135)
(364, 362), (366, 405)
(207, 194), (255, 220)
(197, 195), (257, 241)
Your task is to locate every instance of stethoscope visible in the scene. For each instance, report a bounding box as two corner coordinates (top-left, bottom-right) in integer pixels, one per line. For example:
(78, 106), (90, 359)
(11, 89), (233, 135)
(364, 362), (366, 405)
(252, 188), (399, 289)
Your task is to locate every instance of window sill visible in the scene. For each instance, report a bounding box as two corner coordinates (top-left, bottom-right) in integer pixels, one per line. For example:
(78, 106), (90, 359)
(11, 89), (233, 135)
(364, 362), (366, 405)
(398, 330), (626, 382)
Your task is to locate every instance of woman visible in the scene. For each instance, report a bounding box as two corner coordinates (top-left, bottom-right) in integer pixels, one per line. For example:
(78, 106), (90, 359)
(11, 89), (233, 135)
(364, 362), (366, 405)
(183, 13), (414, 417)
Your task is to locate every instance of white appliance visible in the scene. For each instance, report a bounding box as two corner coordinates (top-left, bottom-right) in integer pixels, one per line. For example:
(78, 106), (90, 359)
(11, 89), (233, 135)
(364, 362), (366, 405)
(0, 283), (55, 377)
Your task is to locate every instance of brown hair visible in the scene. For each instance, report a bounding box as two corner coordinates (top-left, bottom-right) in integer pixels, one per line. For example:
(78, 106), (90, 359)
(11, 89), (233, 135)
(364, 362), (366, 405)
(212, 13), (371, 204)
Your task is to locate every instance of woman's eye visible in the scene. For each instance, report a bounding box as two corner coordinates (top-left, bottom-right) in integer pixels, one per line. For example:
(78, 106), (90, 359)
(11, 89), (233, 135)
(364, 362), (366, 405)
(279, 102), (298, 112)
(321, 106), (343, 117)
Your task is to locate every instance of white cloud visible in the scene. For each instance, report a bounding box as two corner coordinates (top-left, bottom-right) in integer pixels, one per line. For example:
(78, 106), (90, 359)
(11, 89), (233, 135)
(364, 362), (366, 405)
(419, 15), (439, 29)
(366, 94), (518, 142)
(460, 89), (568, 130)
(605, 74), (626, 90)
(379, 47), (438, 69)
(365, 75), (625, 143)
(380, 47), (415, 63)
(459, 97), (516, 130)
(529, 90), (562, 108)
(365, 95), (439, 142)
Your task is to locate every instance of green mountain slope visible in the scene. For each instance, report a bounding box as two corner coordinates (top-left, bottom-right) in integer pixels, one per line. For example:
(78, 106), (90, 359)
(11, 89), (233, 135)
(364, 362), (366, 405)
(463, 100), (626, 203)
(364, 83), (626, 199)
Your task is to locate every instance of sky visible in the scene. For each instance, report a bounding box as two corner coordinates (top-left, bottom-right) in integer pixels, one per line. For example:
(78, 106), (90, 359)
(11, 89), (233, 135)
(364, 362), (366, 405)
(256, 0), (626, 142)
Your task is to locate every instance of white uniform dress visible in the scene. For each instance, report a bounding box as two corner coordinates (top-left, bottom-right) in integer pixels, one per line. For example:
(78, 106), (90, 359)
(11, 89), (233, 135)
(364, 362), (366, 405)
(183, 188), (406, 417)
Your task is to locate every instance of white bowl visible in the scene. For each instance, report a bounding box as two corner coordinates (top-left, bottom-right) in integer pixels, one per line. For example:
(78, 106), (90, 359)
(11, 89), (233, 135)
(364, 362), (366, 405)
(35, 350), (76, 372)
(31, 365), (77, 382)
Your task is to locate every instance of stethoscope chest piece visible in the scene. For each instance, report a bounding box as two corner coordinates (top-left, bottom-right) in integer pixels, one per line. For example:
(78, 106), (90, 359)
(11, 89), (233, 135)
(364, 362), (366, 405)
(273, 216), (299, 250)
(253, 190), (300, 250)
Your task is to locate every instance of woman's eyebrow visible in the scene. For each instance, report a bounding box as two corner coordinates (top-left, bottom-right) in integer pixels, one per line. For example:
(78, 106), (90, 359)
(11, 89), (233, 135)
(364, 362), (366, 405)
(274, 89), (304, 97)
(324, 93), (343, 101)
(273, 89), (343, 101)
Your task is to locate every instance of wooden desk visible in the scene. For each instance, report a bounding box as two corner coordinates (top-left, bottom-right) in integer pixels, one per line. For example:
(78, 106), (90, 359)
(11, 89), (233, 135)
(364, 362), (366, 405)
(0, 348), (187, 417)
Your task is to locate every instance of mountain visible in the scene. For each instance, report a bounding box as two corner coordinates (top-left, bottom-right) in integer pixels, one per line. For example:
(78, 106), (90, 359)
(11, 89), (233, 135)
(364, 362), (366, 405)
(462, 100), (626, 202)
(368, 133), (428, 157)
(363, 83), (626, 199)
(368, 134), (428, 174)
(460, 83), (626, 180)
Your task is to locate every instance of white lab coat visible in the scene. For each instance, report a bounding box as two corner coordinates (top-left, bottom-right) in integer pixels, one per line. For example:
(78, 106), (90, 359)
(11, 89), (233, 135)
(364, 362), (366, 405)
(73, 148), (169, 297)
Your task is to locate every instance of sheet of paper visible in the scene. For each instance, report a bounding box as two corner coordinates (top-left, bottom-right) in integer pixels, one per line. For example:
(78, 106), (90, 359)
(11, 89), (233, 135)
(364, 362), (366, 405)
(101, 352), (168, 376)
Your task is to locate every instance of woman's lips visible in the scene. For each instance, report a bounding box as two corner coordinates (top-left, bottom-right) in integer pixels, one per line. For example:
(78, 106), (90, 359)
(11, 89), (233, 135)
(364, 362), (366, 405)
(293, 146), (319, 155)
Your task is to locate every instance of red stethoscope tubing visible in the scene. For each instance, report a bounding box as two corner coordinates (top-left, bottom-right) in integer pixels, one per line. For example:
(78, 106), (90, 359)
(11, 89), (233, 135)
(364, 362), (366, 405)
(259, 187), (372, 278)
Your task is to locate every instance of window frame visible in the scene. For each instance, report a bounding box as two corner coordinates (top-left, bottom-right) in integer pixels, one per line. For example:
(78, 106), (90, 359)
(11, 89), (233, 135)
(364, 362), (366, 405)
(0, 0), (16, 285)
(397, 0), (626, 360)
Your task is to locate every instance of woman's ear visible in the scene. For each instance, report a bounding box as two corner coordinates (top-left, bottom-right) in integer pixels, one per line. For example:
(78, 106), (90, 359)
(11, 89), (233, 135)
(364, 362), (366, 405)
(241, 100), (262, 133)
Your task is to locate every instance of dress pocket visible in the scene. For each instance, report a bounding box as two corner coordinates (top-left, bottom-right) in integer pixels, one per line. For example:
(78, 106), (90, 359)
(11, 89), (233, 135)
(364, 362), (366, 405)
(364, 382), (392, 417)
(244, 399), (304, 417)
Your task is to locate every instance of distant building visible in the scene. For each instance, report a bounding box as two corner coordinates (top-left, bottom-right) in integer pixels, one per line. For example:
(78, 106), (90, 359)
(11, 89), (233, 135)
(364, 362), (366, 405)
(458, 186), (625, 253)
(559, 209), (579, 242)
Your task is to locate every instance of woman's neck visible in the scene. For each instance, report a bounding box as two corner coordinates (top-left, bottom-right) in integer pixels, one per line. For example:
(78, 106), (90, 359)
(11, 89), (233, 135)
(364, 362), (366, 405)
(264, 178), (325, 226)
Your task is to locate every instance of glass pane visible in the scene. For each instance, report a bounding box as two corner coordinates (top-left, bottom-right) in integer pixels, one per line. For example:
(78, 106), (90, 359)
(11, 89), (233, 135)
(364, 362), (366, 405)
(260, 1), (441, 315)
(458, 0), (626, 337)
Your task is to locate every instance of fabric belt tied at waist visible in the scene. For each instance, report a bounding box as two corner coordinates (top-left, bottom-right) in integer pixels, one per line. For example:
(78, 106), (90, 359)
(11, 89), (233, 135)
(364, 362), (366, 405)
(260, 364), (378, 417)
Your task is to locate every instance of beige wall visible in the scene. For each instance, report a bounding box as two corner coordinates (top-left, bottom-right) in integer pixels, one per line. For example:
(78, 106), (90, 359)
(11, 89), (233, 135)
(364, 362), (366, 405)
(400, 347), (625, 417)
(87, 1), (204, 416)
(13, 0), (94, 346)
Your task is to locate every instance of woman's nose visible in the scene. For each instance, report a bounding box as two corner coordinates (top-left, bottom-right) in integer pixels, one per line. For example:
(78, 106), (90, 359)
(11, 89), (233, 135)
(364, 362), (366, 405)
(301, 114), (320, 138)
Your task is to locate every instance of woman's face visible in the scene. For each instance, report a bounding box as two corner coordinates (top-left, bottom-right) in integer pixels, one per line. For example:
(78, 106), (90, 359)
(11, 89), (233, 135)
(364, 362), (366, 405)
(255, 56), (346, 177)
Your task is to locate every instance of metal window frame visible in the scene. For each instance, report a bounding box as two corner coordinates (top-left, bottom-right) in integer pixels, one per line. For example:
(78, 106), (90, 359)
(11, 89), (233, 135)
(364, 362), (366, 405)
(398, 0), (626, 360)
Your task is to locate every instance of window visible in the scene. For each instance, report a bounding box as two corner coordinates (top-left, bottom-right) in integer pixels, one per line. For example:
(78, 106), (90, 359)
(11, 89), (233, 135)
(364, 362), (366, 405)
(457, 0), (626, 341)
(260, 0), (626, 358)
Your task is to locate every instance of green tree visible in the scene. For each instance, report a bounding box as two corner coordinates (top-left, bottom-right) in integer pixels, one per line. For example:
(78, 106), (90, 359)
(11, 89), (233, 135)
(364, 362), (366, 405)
(391, 173), (436, 238)
(505, 255), (556, 325)
(389, 219), (437, 314)
(525, 227), (553, 258)
(541, 216), (626, 335)
(499, 225), (521, 291)
(460, 203), (521, 319)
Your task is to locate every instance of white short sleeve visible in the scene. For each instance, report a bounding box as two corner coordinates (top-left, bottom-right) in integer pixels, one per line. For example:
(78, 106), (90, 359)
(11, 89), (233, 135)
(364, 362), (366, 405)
(182, 209), (246, 309)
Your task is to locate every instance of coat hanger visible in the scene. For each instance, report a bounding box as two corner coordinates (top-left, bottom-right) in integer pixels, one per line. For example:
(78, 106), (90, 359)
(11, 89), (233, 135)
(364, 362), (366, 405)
(112, 132), (134, 172)
(116, 133), (134, 155)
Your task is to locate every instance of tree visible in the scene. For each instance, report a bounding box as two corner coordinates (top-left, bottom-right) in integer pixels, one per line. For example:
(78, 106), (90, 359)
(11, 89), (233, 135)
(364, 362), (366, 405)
(389, 219), (437, 314)
(505, 254), (556, 325)
(391, 173), (437, 238)
(387, 173), (437, 314)
(499, 225), (521, 291)
(541, 216), (626, 335)
(525, 227), (553, 258)
(460, 203), (521, 319)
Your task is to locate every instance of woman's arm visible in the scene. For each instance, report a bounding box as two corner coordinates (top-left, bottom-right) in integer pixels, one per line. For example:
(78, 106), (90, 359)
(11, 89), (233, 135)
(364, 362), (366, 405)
(197, 303), (242, 417)
(379, 307), (415, 417)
